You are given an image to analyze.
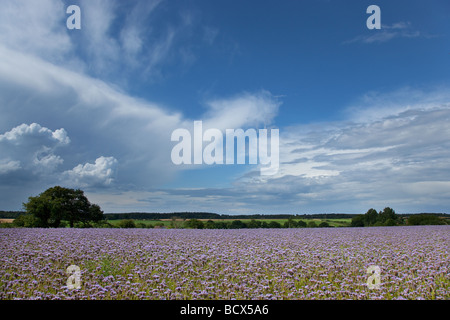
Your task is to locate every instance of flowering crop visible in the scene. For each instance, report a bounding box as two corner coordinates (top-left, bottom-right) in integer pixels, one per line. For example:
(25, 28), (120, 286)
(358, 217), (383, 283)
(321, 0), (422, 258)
(0, 226), (448, 300)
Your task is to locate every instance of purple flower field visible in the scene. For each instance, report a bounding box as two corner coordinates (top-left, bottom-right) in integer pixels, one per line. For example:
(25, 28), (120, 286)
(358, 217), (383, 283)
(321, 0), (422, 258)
(0, 226), (448, 300)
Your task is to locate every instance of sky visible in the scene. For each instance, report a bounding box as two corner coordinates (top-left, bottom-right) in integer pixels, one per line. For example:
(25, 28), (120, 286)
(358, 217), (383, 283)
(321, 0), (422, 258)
(1, 0), (450, 214)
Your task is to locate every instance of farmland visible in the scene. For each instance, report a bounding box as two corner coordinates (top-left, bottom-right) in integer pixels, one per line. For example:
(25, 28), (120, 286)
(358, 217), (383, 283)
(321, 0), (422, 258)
(0, 225), (448, 300)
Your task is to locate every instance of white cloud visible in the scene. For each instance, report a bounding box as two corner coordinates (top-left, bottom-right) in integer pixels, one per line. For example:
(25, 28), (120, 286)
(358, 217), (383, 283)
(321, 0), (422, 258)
(0, 123), (69, 146)
(343, 22), (437, 44)
(63, 156), (118, 188)
(0, 123), (69, 178)
(52, 128), (71, 145)
(0, 159), (21, 175)
(78, 0), (121, 74)
(344, 86), (450, 123)
(0, 0), (71, 61)
(119, 0), (164, 58)
(33, 147), (64, 173)
(203, 90), (281, 130)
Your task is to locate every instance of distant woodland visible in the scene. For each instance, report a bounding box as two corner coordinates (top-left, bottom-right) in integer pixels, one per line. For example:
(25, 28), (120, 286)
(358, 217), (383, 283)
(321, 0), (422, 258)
(1, 209), (449, 227)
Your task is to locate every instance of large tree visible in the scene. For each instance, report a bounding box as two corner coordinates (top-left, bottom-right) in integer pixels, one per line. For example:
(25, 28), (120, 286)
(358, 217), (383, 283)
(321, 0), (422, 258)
(23, 186), (104, 227)
(378, 207), (398, 225)
(350, 214), (365, 227)
(364, 208), (379, 226)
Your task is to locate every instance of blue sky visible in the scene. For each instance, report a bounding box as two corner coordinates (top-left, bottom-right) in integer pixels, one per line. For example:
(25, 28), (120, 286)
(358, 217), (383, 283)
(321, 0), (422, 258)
(0, 0), (449, 214)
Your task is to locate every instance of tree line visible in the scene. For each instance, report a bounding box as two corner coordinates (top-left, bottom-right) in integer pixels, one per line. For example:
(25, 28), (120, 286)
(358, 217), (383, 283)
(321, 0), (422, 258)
(350, 207), (448, 227)
(103, 212), (355, 221)
(116, 217), (333, 229)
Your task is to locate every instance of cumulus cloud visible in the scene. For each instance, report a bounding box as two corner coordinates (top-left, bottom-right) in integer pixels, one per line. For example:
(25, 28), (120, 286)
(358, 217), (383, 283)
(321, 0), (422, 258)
(0, 122), (118, 190)
(0, 123), (70, 146)
(63, 156), (118, 188)
(33, 148), (65, 173)
(0, 123), (69, 176)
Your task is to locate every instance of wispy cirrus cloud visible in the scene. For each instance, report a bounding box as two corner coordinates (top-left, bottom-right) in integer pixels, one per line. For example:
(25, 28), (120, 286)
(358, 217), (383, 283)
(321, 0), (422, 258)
(343, 21), (438, 44)
(0, 0), (216, 84)
(78, 0), (172, 78)
(202, 90), (281, 130)
(0, 0), (71, 61)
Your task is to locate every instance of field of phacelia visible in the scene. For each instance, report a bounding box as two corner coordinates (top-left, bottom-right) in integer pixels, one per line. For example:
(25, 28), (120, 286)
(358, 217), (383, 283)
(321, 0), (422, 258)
(0, 226), (448, 300)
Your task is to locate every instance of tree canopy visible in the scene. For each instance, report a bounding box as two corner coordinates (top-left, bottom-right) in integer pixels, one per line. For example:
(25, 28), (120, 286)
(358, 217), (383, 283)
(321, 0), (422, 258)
(22, 186), (104, 228)
(407, 214), (446, 226)
(351, 207), (400, 227)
